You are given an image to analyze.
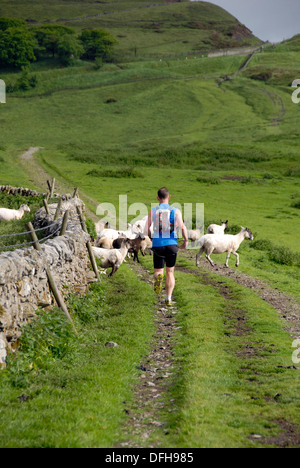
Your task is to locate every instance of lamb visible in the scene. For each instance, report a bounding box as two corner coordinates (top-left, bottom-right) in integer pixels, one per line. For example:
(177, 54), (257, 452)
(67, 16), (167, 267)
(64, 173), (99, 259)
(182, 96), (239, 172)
(207, 220), (228, 235)
(140, 236), (152, 256)
(196, 227), (254, 269)
(0, 204), (30, 222)
(92, 238), (131, 276)
(113, 233), (145, 263)
(128, 234), (146, 263)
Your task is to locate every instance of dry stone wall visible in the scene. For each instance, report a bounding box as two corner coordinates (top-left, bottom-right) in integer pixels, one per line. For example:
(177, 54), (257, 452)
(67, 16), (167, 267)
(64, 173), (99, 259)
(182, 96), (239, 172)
(0, 196), (95, 366)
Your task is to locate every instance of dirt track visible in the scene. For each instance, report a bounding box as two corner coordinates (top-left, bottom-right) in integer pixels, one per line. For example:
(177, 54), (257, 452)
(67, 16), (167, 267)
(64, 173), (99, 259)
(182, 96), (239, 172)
(19, 147), (99, 222)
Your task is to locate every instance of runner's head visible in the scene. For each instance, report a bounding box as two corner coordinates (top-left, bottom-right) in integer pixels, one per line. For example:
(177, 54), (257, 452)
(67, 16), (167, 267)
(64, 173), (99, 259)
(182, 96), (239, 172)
(157, 187), (170, 203)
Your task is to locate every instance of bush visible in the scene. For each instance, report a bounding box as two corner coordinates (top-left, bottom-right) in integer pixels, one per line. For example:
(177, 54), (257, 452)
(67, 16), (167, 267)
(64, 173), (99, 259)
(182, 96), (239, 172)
(250, 239), (273, 252)
(251, 238), (300, 267)
(196, 176), (220, 185)
(87, 167), (144, 178)
(16, 69), (38, 91)
(284, 168), (300, 178)
(268, 246), (296, 266)
(291, 200), (300, 209)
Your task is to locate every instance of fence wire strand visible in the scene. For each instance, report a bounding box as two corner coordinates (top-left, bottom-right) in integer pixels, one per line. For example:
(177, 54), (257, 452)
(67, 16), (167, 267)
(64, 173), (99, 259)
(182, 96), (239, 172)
(0, 207), (83, 251)
(0, 225), (62, 251)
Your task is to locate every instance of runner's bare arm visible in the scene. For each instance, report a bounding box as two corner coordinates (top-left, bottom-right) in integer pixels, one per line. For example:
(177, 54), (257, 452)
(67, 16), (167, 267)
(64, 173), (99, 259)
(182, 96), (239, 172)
(175, 210), (188, 249)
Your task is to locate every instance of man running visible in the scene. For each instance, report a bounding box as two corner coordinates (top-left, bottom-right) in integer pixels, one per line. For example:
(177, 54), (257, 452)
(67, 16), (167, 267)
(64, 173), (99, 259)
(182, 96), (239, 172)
(146, 187), (188, 306)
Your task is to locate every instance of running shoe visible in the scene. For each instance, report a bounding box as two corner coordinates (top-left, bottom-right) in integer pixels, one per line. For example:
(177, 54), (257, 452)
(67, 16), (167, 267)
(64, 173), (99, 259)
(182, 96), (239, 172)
(165, 298), (173, 307)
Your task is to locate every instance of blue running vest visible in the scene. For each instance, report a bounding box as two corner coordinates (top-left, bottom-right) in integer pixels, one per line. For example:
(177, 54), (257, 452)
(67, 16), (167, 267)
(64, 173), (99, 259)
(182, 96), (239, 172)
(152, 204), (178, 247)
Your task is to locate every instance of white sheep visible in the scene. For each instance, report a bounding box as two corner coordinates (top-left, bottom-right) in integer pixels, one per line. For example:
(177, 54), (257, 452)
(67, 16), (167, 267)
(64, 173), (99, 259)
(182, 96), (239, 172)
(196, 227), (254, 268)
(94, 221), (111, 236)
(187, 227), (203, 247)
(98, 225), (138, 240)
(0, 204), (30, 222)
(132, 216), (148, 233)
(207, 220), (228, 235)
(92, 239), (131, 276)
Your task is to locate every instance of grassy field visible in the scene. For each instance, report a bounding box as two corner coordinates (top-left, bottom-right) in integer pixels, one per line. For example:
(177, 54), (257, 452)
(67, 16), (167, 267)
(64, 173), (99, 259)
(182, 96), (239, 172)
(0, 1), (300, 448)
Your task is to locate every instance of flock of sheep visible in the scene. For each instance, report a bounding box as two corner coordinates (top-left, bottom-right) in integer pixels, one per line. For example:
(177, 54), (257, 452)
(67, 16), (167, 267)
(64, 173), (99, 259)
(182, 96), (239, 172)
(0, 203), (254, 276)
(92, 216), (254, 276)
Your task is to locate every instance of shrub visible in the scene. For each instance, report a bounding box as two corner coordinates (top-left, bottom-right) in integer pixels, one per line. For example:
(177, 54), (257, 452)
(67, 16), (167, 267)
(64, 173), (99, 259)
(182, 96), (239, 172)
(284, 168), (300, 178)
(268, 246), (296, 266)
(250, 239), (273, 252)
(16, 69), (38, 90)
(87, 167), (144, 179)
(196, 176), (220, 185)
(291, 200), (300, 209)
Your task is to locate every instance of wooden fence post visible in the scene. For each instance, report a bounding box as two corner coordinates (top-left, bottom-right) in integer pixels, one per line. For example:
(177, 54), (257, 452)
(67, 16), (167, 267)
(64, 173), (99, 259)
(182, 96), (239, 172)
(76, 206), (100, 282)
(86, 241), (101, 282)
(76, 206), (87, 233)
(50, 178), (56, 198)
(60, 210), (69, 236)
(27, 222), (77, 335)
(54, 197), (63, 221)
(43, 198), (50, 216)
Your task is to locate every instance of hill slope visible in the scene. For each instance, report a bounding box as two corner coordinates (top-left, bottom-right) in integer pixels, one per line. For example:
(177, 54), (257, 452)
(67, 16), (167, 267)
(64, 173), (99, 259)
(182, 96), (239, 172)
(0, 0), (262, 57)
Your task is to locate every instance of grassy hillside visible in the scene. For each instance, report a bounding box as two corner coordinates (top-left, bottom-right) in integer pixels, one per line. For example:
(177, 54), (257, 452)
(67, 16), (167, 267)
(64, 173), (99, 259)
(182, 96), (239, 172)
(0, 1), (262, 57)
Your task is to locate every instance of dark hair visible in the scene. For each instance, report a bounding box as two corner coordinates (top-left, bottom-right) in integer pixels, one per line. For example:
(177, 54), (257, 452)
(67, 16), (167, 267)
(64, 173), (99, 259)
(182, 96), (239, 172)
(157, 187), (169, 200)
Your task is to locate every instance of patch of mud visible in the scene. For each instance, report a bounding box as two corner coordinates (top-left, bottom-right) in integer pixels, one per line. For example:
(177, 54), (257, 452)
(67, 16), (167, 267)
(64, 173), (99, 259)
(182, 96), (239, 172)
(250, 420), (300, 448)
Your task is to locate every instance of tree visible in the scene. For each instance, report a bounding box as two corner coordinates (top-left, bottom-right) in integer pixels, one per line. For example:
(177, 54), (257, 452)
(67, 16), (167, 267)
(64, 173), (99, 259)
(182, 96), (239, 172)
(32, 25), (76, 58)
(0, 17), (26, 31)
(79, 29), (117, 62)
(57, 35), (84, 66)
(0, 27), (36, 68)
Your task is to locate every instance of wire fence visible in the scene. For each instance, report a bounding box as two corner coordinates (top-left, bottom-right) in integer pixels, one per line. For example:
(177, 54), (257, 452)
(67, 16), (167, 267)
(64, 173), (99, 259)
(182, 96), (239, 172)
(0, 210), (82, 252)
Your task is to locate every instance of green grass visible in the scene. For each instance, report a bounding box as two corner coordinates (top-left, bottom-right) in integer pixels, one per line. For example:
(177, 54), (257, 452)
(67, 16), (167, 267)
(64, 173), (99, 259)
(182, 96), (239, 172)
(0, 266), (156, 448)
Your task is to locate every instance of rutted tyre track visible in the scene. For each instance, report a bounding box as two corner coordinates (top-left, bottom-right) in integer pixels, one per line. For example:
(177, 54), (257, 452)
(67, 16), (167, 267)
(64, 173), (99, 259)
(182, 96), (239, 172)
(179, 251), (300, 340)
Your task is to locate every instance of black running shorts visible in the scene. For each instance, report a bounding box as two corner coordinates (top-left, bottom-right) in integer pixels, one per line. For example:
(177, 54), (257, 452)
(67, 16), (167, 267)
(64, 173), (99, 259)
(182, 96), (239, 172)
(152, 245), (179, 269)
